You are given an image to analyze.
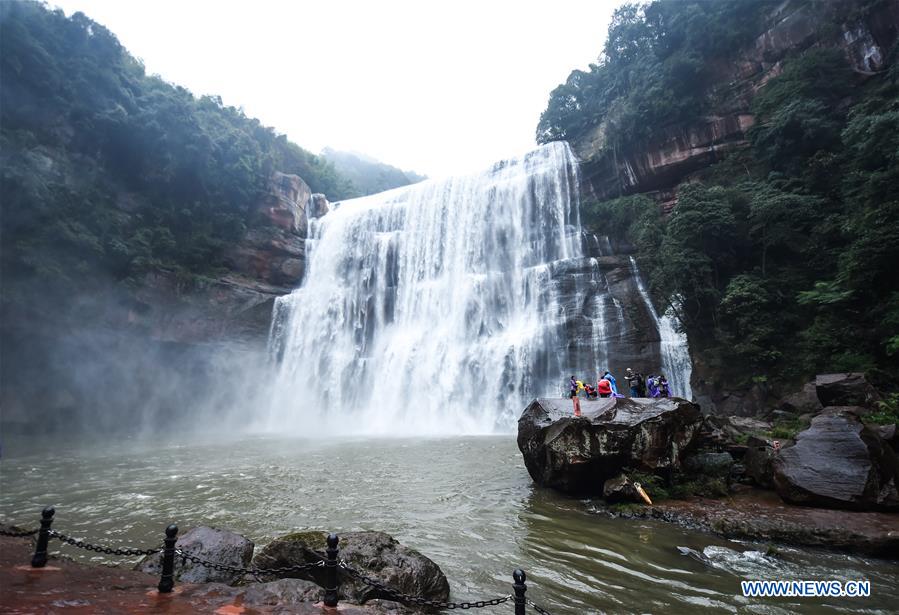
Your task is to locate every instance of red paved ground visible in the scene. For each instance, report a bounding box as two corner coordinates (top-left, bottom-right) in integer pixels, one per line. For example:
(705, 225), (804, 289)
(0, 536), (403, 614)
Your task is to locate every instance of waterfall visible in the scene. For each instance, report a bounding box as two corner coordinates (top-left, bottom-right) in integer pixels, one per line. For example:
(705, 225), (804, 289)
(265, 143), (692, 434)
(266, 143), (589, 434)
(628, 256), (693, 399)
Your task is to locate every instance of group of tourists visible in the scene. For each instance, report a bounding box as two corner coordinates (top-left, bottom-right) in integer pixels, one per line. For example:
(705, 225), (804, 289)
(568, 368), (671, 400)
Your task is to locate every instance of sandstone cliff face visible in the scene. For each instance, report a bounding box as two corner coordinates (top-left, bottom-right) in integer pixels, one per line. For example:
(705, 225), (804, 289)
(576, 0), (899, 202)
(127, 172), (311, 346)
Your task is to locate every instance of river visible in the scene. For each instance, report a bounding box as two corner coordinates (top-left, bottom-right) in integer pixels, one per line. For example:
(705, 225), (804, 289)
(1, 434), (896, 614)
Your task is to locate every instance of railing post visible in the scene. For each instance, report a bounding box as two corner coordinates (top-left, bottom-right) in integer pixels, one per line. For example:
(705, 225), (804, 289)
(323, 532), (340, 607)
(31, 506), (55, 567)
(157, 524), (178, 593)
(513, 568), (527, 615)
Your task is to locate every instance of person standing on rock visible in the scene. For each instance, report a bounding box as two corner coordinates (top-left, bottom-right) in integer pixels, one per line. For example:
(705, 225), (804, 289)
(603, 370), (619, 395)
(647, 375), (659, 398)
(568, 376), (578, 399)
(597, 376), (613, 398)
(626, 368), (640, 397)
(658, 375), (670, 397)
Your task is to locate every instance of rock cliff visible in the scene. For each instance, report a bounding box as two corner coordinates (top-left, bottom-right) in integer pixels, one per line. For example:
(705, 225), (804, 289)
(576, 0), (899, 202)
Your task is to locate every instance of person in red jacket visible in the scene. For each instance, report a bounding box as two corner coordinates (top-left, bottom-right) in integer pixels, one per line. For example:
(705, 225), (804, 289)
(597, 377), (613, 398)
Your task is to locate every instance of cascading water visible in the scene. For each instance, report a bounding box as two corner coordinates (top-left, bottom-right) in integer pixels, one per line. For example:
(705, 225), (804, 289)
(628, 256), (693, 399)
(265, 142), (693, 434)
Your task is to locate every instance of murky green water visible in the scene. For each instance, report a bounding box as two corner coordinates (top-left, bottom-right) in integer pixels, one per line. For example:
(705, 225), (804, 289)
(1, 435), (897, 613)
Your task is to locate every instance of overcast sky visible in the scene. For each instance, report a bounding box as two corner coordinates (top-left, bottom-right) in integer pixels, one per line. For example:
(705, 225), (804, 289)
(50, 0), (622, 178)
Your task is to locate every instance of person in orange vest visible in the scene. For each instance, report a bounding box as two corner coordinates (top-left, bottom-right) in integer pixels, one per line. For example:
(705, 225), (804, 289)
(597, 376), (613, 398)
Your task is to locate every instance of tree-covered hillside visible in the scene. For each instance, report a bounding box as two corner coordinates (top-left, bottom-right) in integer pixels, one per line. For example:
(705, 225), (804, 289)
(0, 1), (354, 309)
(322, 148), (426, 198)
(540, 0), (899, 390)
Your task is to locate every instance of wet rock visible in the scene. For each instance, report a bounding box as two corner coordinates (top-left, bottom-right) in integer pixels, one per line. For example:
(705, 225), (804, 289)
(876, 424), (897, 451)
(718, 416), (771, 442)
(684, 452), (734, 478)
(137, 526), (253, 585)
(253, 531), (449, 605)
(602, 474), (639, 502)
(309, 193), (330, 218)
(744, 436), (777, 489)
(815, 373), (881, 408)
(772, 410), (899, 511)
(648, 489), (899, 557)
(517, 397), (703, 494)
(777, 381), (822, 416)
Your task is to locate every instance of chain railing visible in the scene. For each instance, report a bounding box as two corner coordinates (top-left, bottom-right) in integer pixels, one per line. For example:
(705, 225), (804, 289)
(2, 506), (555, 614)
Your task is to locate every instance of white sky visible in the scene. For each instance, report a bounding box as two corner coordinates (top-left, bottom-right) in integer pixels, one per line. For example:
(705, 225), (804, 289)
(50, 0), (621, 178)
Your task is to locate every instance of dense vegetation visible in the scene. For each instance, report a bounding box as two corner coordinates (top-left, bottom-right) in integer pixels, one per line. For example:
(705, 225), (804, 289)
(322, 148), (426, 198)
(541, 0), (899, 388)
(0, 1), (355, 310)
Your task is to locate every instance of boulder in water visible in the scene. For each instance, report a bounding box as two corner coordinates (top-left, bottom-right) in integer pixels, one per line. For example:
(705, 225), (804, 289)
(136, 526), (254, 585)
(772, 409), (899, 511)
(815, 373), (881, 408)
(253, 531), (449, 604)
(517, 396), (703, 494)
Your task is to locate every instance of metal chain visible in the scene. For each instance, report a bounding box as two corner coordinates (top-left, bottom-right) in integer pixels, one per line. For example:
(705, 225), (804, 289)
(527, 598), (554, 615)
(0, 527), (39, 538)
(50, 530), (162, 556)
(176, 549), (325, 578)
(340, 561), (512, 610)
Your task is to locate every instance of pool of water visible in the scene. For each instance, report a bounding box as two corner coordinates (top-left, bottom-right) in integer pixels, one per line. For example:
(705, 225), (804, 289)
(1, 434), (896, 613)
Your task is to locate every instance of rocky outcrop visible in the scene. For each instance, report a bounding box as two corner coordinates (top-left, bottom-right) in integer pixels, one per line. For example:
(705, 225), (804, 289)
(684, 452), (734, 478)
(615, 489), (899, 556)
(744, 435), (778, 489)
(777, 381), (823, 416)
(253, 531), (449, 605)
(815, 373), (882, 408)
(517, 397), (703, 494)
(225, 172), (309, 287)
(772, 409), (899, 511)
(137, 526), (254, 585)
(548, 254), (667, 381)
(122, 172), (311, 346)
(309, 193), (331, 218)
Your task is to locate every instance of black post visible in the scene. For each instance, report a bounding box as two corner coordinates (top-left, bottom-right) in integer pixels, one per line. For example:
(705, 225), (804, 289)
(31, 506), (55, 568)
(157, 524), (178, 593)
(323, 533), (340, 607)
(513, 568), (527, 615)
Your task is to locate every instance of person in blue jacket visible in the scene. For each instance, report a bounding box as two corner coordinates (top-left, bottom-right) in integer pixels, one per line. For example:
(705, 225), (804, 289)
(602, 370), (618, 395)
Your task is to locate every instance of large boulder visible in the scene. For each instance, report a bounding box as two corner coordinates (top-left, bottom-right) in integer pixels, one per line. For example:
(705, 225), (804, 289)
(253, 531), (449, 605)
(684, 452), (734, 478)
(777, 381), (823, 416)
(517, 397), (703, 494)
(815, 373), (881, 408)
(137, 526), (254, 585)
(743, 436), (778, 489)
(772, 410), (899, 511)
(718, 416), (771, 442)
